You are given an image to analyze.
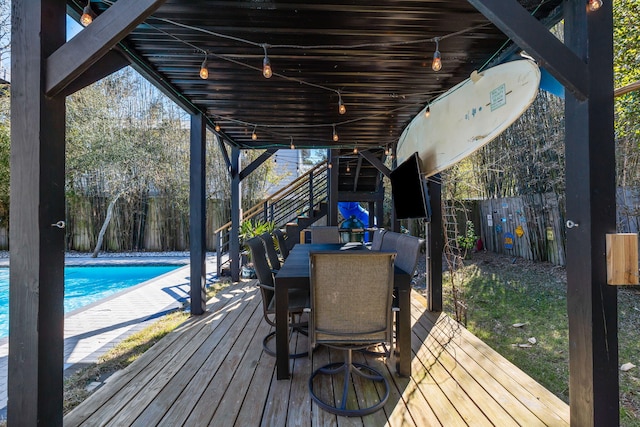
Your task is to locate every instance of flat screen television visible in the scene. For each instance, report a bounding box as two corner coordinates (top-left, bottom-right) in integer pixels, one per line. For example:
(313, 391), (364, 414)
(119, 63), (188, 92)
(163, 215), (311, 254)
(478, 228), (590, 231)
(390, 152), (431, 220)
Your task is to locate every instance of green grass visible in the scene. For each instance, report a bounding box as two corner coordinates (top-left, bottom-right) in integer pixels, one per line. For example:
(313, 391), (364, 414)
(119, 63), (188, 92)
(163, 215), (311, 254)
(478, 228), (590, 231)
(442, 252), (640, 426)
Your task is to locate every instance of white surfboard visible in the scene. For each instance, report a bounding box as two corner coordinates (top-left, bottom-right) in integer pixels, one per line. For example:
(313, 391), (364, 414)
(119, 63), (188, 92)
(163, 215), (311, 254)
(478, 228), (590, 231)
(396, 60), (541, 176)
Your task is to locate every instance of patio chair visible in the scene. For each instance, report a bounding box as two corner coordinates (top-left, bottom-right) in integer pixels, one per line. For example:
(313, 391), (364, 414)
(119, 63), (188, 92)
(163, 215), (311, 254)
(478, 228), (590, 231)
(306, 251), (396, 416)
(369, 229), (386, 251)
(395, 234), (424, 277)
(310, 226), (340, 244)
(273, 228), (290, 260)
(245, 237), (308, 358)
(379, 230), (401, 252)
(259, 232), (281, 272)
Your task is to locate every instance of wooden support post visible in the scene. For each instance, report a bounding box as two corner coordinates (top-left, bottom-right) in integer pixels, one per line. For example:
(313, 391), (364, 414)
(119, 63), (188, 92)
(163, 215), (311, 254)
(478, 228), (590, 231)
(428, 174), (443, 312)
(189, 113), (206, 315)
(8, 1), (66, 424)
(230, 147), (241, 281)
(565, 1), (618, 425)
(328, 149), (339, 226)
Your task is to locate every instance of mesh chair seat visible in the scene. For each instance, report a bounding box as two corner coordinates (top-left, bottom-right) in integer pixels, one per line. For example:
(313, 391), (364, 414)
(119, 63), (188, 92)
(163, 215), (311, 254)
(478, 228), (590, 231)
(307, 251), (396, 417)
(273, 229), (290, 260)
(310, 226), (340, 244)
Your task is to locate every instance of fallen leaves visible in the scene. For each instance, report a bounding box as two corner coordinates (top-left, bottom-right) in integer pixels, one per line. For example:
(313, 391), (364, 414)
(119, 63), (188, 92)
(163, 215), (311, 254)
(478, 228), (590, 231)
(620, 362), (636, 372)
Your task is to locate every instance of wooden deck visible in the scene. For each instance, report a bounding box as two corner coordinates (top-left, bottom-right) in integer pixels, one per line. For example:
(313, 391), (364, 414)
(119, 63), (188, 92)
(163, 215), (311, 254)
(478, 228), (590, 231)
(64, 282), (569, 426)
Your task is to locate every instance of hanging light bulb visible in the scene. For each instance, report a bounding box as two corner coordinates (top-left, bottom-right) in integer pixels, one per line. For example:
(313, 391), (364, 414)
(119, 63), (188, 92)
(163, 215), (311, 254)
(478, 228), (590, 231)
(338, 91), (347, 115)
(81, 0), (96, 26)
(384, 146), (390, 156)
(214, 123), (221, 132)
(353, 145), (358, 154)
(425, 103), (431, 118)
(262, 44), (273, 79)
(199, 54), (209, 79)
(586, 0), (603, 11)
(251, 126), (257, 140)
(332, 124), (339, 142)
(346, 164), (351, 173)
(432, 38), (442, 72)
(290, 137), (295, 150)
(328, 162), (332, 169)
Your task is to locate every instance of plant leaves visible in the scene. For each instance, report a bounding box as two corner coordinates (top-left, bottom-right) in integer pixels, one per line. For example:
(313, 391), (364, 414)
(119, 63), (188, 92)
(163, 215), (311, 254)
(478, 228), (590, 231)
(620, 362), (636, 372)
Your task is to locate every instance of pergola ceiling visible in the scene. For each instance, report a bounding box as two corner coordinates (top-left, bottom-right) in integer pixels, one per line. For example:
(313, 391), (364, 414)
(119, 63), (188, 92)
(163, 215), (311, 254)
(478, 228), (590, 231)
(70, 0), (562, 156)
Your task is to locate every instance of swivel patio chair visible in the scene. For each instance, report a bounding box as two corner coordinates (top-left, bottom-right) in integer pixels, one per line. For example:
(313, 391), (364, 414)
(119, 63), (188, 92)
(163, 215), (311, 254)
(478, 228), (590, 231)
(395, 234), (424, 278)
(245, 236), (308, 359)
(273, 229), (290, 260)
(306, 251), (396, 417)
(310, 226), (340, 244)
(369, 229), (386, 251)
(259, 232), (281, 272)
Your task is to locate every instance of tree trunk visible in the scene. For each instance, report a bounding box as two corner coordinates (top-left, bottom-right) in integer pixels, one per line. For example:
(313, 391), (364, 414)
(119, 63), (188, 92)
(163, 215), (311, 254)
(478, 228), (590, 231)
(92, 193), (123, 258)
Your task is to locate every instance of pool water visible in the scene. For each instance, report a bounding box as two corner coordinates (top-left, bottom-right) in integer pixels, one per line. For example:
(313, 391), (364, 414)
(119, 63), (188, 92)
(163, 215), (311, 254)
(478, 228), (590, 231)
(0, 265), (178, 338)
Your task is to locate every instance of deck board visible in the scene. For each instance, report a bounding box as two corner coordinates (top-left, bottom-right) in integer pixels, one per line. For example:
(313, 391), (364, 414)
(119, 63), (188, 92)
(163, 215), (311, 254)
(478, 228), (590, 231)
(64, 282), (570, 426)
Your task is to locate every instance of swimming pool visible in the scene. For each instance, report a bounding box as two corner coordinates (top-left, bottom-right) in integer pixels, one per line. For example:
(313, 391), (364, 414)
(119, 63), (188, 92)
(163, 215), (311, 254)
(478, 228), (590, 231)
(0, 265), (179, 337)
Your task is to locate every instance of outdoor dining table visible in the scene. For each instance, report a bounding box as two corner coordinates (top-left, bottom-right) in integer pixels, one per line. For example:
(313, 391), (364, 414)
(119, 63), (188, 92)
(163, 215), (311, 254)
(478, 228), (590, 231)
(274, 242), (412, 380)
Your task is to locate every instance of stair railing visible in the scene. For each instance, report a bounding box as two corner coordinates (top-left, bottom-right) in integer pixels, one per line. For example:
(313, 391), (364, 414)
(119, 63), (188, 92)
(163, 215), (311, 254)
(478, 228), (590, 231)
(214, 161), (328, 276)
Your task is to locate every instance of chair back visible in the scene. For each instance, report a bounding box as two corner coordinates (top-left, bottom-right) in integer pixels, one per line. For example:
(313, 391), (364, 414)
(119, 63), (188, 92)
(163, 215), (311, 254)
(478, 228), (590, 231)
(395, 234), (424, 276)
(309, 251), (395, 347)
(310, 226), (340, 244)
(245, 236), (274, 287)
(369, 229), (386, 251)
(379, 231), (400, 252)
(273, 229), (290, 259)
(260, 232), (281, 271)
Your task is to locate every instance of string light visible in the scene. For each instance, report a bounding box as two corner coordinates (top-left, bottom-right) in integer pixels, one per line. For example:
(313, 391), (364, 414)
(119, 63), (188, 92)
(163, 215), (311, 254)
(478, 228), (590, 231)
(199, 53), (209, 79)
(346, 164), (351, 173)
(332, 124), (339, 142)
(214, 123), (221, 132)
(586, 0), (602, 11)
(252, 125), (258, 140)
(290, 137), (295, 150)
(81, 0), (96, 26)
(432, 38), (442, 72)
(384, 146), (390, 156)
(424, 103), (431, 118)
(262, 44), (273, 79)
(338, 91), (347, 115)
(328, 162), (332, 169)
(353, 145), (358, 154)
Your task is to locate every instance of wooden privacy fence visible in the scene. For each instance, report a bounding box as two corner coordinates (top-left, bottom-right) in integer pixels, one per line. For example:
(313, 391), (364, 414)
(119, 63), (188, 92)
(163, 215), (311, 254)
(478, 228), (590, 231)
(477, 193), (567, 266)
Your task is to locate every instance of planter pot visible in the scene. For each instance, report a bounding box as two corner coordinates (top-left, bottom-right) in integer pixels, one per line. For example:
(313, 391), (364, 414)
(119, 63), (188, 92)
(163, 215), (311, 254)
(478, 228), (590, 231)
(241, 265), (256, 279)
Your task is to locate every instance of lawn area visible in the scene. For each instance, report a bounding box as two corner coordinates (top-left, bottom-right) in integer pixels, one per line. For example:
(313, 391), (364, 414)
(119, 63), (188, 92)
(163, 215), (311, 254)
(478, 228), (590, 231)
(440, 251), (639, 426)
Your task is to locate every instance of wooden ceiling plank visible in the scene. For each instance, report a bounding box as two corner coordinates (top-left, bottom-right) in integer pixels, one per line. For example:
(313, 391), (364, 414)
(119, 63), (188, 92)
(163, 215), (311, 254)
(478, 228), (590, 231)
(46, 0), (166, 97)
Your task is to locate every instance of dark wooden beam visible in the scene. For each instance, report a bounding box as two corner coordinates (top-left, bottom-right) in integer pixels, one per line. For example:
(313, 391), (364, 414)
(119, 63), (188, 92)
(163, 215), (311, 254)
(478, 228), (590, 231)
(360, 150), (391, 178)
(230, 147), (241, 281)
(119, 40), (200, 116)
(352, 157), (363, 192)
(328, 149), (339, 226)
(215, 135), (232, 171)
(468, 0), (589, 100)
(239, 148), (277, 181)
(189, 113), (206, 316)
(427, 175), (443, 312)
(9, 0), (66, 424)
(564, 2), (618, 426)
(57, 49), (130, 97)
(46, 0), (166, 97)
(337, 190), (384, 203)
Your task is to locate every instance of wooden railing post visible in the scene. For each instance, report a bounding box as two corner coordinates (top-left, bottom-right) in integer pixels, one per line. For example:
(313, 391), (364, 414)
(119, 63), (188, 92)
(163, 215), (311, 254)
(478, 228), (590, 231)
(308, 172), (314, 213)
(216, 230), (223, 277)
